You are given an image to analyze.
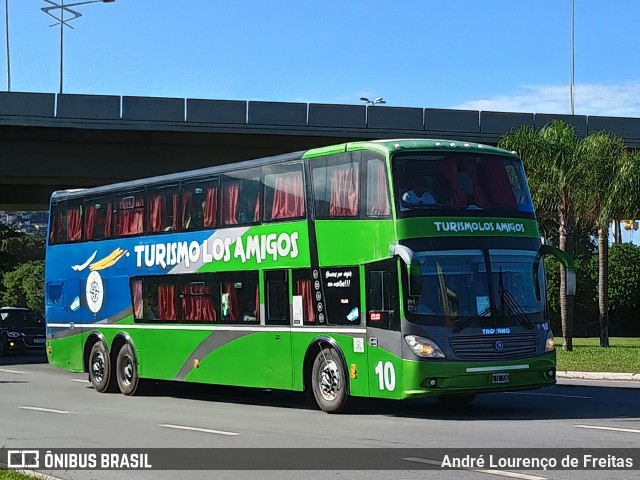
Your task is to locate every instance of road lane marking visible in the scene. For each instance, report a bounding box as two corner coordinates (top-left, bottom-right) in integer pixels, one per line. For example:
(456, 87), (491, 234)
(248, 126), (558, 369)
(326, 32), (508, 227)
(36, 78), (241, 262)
(159, 424), (239, 436)
(0, 368), (27, 374)
(506, 392), (593, 399)
(71, 379), (91, 383)
(402, 457), (547, 480)
(19, 406), (73, 415)
(575, 424), (640, 434)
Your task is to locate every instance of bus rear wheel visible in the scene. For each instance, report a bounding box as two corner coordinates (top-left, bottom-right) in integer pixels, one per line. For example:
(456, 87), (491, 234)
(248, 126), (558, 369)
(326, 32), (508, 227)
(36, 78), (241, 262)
(311, 347), (350, 413)
(115, 343), (140, 396)
(88, 341), (115, 393)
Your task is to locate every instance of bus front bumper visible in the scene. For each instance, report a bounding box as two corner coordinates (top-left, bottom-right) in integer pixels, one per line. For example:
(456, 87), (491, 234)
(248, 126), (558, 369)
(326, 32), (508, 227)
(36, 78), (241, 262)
(401, 352), (556, 399)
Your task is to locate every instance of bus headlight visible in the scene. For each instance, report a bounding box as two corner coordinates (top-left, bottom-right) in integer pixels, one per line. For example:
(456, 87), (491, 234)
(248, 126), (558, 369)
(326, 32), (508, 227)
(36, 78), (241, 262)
(545, 330), (555, 352)
(405, 335), (445, 358)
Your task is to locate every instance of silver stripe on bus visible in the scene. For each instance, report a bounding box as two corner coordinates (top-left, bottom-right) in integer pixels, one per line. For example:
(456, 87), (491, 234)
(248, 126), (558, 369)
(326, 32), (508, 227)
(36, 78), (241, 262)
(465, 365), (530, 373)
(47, 323), (366, 334)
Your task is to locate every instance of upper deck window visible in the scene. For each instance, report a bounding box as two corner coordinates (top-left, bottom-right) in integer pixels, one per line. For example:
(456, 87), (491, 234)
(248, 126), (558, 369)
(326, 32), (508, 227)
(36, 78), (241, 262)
(311, 153), (359, 218)
(393, 153), (534, 216)
(114, 192), (144, 236)
(264, 163), (305, 221)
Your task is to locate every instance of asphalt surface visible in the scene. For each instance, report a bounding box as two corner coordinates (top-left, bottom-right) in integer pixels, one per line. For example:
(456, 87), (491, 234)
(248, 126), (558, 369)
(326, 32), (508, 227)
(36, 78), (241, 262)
(1, 352), (639, 480)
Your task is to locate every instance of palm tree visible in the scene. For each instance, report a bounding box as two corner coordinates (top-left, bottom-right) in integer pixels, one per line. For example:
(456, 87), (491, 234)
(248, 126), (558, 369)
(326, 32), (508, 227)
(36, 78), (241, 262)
(577, 132), (628, 347)
(499, 120), (582, 351)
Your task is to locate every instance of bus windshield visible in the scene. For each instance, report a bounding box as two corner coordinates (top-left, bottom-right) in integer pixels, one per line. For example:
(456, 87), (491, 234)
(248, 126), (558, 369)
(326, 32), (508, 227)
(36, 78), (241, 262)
(393, 153), (534, 214)
(406, 249), (546, 327)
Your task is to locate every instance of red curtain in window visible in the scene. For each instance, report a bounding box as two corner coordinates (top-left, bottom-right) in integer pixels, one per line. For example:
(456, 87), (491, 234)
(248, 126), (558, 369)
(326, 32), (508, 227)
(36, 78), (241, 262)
(49, 211), (62, 243)
(172, 193), (180, 231)
(84, 205), (97, 240)
(461, 159), (490, 208)
(148, 195), (165, 233)
(438, 159), (467, 208)
(368, 161), (390, 216)
(222, 183), (239, 225)
(104, 202), (112, 238)
(204, 187), (217, 228)
(295, 279), (315, 323)
(182, 284), (217, 322)
(158, 284), (177, 321)
(67, 208), (82, 242)
(181, 191), (193, 229)
(117, 197), (144, 236)
(272, 172), (305, 220)
(253, 192), (261, 222)
(481, 158), (517, 208)
(329, 164), (359, 217)
(132, 280), (143, 319)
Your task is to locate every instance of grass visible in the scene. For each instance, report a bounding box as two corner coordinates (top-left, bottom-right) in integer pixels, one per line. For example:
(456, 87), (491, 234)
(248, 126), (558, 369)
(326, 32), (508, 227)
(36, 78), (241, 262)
(555, 337), (640, 373)
(0, 469), (43, 480)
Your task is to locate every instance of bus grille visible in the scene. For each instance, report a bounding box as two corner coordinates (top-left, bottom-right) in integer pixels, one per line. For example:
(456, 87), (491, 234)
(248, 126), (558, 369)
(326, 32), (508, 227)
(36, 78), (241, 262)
(449, 334), (538, 360)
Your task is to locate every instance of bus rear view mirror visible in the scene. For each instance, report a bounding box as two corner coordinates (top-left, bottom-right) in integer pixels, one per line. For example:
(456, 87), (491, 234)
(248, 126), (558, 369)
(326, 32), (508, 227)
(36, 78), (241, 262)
(389, 244), (422, 297)
(535, 245), (576, 297)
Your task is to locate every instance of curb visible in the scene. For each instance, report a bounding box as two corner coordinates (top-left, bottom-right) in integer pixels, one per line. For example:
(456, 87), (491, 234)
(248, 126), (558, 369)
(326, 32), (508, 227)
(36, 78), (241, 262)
(557, 371), (640, 382)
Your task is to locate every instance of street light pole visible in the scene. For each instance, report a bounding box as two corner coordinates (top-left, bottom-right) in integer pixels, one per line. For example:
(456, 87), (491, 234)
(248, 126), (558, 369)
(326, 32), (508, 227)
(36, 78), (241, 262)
(41, 0), (116, 94)
(570, 0), (575, 115)
(5, 0), (10, 91)
(360, 97), (386, 106)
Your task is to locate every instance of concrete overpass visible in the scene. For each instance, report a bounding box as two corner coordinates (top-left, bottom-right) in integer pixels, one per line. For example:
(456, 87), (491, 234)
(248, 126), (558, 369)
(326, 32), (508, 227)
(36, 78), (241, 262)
(1, 91), (639, 209)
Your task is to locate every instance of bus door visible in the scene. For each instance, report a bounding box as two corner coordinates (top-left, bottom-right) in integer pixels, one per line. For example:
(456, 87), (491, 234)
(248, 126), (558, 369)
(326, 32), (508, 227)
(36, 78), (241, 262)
(46, 278), (82, 369)
(365, 259), (402, 398)
(264, 270), (293, 389)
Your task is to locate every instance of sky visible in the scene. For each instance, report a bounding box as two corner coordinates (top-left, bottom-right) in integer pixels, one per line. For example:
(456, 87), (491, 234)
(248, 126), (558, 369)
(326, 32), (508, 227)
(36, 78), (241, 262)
(2, 0), (640, 117)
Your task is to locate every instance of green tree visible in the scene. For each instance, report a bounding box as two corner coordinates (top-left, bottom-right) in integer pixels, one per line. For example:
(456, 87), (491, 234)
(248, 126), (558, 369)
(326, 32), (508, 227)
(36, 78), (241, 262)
(0, 261), (45, 313)
(577, 131), (628, 347)
(499, 120), (582, 350)
(591, 243), (640, 336)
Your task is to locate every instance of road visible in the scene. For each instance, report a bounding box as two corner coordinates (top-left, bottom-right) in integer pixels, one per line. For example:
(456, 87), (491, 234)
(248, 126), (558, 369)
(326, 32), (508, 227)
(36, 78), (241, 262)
(1, 353), (639, 480)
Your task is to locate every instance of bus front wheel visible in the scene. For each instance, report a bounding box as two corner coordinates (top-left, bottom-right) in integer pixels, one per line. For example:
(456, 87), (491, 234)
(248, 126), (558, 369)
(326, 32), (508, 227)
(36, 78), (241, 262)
(88, 341), (115, 393)
(115, 343), (140, 396)
(311, 347), (350, 413)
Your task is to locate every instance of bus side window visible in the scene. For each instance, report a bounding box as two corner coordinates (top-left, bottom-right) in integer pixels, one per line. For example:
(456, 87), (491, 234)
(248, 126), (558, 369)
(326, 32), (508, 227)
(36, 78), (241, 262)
(147, 184), (180, 233)
(311, 153), (360, 219)
(181, 178), (218, 231)
(114, 191), (144, 237)
(221, 168), (262, 227)
(265, 270), (289, 326)
(292, 269), (316, 325)
(263, 164), (306, 222)
(364, 154), (391, 217)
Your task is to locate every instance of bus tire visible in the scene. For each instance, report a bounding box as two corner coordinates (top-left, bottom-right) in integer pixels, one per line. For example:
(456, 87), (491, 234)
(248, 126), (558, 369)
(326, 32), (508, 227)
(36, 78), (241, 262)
(311, 347), (350, 413)
(115, 343), (140, 396)
(436, 393), (476, 407)
(88, 341), (115, 393)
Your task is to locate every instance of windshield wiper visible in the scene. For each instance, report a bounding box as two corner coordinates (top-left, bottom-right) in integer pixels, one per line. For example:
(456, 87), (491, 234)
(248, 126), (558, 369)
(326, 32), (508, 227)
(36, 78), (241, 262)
(498, 269), (533, 329)
(452, 306), (492, 333)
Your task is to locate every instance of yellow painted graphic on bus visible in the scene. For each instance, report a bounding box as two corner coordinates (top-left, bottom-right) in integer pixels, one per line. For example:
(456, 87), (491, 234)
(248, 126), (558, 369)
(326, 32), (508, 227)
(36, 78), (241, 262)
(89, 248), (128, 271)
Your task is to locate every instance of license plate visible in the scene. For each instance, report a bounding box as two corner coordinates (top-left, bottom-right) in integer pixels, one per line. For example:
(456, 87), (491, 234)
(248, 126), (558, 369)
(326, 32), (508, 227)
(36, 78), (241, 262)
(33, 338), (46, 344)
(492, 373), (510, 384)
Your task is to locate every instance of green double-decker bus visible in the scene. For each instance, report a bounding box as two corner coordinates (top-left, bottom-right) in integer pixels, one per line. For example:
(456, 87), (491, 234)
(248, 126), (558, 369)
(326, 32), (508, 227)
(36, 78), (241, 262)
(45, 139), (567, 413)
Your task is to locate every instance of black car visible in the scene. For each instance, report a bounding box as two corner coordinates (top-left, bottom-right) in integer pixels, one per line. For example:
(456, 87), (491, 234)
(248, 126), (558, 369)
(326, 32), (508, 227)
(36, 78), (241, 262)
(0, 307), (46, 355)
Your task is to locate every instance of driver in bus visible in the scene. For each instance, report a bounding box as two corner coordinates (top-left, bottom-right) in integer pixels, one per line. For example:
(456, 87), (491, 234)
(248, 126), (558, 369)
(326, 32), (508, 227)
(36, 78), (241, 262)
(402, 176), (436, 208)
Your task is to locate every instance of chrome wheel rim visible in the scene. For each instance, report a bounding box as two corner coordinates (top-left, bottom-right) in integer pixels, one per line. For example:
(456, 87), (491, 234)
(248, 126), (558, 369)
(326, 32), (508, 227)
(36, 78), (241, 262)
(120, 355), (133, 387)
(91, 351), (105, 384)
(319, 359), (340, 402)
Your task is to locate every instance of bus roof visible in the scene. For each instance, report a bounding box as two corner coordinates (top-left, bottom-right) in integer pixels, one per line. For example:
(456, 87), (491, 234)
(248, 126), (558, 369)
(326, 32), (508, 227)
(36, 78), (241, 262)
(303, 138), (518, 159)
(50, 138), (518, 202)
